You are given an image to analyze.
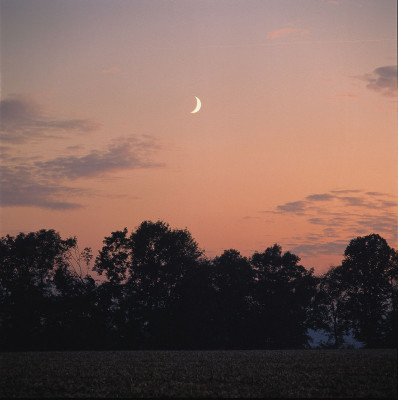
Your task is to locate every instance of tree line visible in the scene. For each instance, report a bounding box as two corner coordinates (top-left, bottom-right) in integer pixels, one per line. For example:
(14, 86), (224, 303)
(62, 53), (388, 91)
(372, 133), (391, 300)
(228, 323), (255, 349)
(0, 221), (397, 351)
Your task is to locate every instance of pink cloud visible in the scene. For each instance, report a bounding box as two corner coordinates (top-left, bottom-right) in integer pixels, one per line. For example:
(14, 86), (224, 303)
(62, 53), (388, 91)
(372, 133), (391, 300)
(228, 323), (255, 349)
(267, 28), (309, 40)
(336, 93), (359, 99)
(358, 66), (398, 97)
(102, 67), (121, 74)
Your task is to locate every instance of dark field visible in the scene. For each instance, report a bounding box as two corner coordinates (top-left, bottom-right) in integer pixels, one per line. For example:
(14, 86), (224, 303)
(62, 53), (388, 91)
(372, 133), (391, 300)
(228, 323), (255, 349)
(0, 349), (396, 398)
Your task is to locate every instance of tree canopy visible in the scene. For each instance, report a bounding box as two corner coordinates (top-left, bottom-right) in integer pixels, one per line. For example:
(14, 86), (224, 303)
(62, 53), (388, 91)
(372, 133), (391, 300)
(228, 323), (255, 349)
(0, 224), (396, 350)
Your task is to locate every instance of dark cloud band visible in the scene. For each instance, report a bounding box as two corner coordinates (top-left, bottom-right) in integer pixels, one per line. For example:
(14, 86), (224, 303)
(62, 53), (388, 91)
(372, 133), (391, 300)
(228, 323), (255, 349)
(0, 95), (100, 144)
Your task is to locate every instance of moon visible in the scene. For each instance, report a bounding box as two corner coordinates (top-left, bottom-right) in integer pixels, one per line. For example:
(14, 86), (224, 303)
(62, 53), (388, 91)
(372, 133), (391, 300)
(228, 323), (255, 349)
(190, 96), (202, 114)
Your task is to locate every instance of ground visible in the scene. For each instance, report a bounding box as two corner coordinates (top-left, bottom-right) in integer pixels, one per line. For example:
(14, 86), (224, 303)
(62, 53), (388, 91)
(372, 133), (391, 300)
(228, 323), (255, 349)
(1, 349), (396, 398)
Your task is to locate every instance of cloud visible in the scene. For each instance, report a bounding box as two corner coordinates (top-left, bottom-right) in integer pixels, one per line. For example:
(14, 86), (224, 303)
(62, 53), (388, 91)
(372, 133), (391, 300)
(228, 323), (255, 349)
(102, 67), (121, 74)
(339, 196), (368, 207)
(1, 135), (163, 210)
(0, 166), (83, 210)
(357, 65), (397, 97)
(290, 241), (347, 257)
(0, 146), (11, 157)
(0, 95), (100, 143)
(0, 95), (41, 122)
(267, 28), (309, 40)
(256, 189), (397, 260)
(289, 212), (397, 258)
(366, 191), (388, 197)
(270, 190), (394, 217)
(330, 189), (361, 194)
(306, 193), (335, 201)
(308, 215), (348, 227)
(201, 38), (394, 50)
(308, 218), (325, 225)
(323, 227), (337, 237)
(35, 136), (163, 180)
(379, 200), (397, 208)
(276, 201), (307, 215)
(336, 93), (359, 99)
(356, 215), (397, 236)
(0, 94), (164, 210)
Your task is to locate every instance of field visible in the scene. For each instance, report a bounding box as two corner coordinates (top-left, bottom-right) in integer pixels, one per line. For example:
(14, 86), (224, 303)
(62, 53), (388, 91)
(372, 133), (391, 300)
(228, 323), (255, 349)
(0, 349), (396, 398)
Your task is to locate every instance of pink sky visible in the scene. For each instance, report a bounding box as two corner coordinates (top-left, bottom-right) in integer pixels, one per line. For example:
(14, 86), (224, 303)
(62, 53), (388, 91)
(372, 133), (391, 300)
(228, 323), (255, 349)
(1, 0), (397, 274)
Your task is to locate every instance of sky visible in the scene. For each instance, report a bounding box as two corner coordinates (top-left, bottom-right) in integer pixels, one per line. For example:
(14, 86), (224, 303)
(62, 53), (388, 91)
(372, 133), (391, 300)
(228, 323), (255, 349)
(1, 0), (397, 274)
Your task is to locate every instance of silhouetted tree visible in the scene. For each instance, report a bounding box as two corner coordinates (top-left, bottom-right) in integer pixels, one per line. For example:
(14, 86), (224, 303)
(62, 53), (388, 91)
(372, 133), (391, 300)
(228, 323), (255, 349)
(251, 244), (316, 348)
(170, 259), (219, 348)
(312, 266), (351, 348)
(385, 249), (398, 347)
(340, 234), (397, 347)
(211, 249), (254, 348)
(94, 220), (203, 348)
(0, 230), (93, 350)
(2, 225), (395, 351)
(130, 221), (203, 347)
(93, 228), (131, 284)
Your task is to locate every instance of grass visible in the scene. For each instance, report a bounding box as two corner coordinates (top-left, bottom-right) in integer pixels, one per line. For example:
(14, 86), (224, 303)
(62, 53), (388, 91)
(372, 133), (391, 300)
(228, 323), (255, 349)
(0, 349), (396, 398)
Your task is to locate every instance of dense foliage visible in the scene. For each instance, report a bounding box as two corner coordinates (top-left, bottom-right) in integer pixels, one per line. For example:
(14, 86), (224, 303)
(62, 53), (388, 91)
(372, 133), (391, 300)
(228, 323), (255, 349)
(0, 222), (397, 350)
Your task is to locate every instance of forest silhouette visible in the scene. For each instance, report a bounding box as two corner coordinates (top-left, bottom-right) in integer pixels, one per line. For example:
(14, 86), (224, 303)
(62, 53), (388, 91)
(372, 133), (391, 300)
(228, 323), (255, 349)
(0, 221), (397, 351)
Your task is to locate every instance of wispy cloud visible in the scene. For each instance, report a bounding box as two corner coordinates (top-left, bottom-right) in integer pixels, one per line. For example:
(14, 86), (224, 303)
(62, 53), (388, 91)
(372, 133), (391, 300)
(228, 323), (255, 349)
(201, 38), (395, 50)
(267, 28), (309, 40)
(35, 136), (163, 180)
(1, 135), (163, 210)
(242, 216), (260, 220)
(255, 189), (397, 259)
(306, 193), (335, 201)
(0, 95), (100, 144)
(0, 146), (11, 157)
(366, 191), (392, 197)
(290, 241), (347, 257)
(102, 67), (121, 74)
(308, 216), (348, 227)
(336, 93), (359, 99)
(330, 189), (361, 194)
(0, 166), (83, 210)
(356, 65), (397, 97)
(276, 190), (395, 216)
(356, 215), (397, 233)
(276, 200), (307, 215)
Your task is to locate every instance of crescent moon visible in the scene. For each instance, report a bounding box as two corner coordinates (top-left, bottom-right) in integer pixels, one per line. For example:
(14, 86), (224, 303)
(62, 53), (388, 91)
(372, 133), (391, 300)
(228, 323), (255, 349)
(190, 96), (202, 114)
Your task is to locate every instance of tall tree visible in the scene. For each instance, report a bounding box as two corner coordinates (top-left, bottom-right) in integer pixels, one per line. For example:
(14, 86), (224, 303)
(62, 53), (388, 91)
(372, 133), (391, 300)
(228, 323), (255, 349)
(0, 230), (91, 350)
(312, 266), (351, 348)
(94, 220), (203, 348)
(251, 244), (316, 348)
(93, 228), (131, 284)
(170, 259), (219, 348)
(340, 234), (397, 347)
(211, 249), (254, 348)
(130, 221), (203, 347)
